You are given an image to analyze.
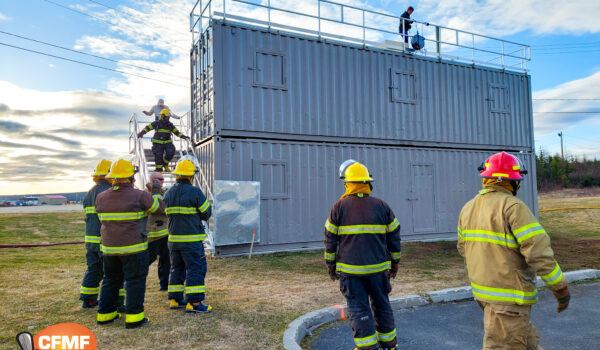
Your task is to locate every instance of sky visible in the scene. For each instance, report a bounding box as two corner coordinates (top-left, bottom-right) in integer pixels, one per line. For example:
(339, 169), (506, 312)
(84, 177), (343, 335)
(0, 0), (599, 195)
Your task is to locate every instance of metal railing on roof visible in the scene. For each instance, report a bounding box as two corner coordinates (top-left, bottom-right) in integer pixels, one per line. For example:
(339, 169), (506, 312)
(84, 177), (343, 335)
(190, 0), (531, 72)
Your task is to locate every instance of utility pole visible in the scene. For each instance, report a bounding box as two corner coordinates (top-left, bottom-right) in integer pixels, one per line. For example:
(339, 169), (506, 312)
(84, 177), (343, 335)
(558, 131), (564, 159)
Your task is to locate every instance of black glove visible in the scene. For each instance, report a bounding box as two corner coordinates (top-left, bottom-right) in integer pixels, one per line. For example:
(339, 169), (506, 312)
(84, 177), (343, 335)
(553, 286), (570, 313)
(327, 265), (339, 281)
(389, 262), (399, 279)
(137, 131), (145, 138)
(182, 135), (190, 140)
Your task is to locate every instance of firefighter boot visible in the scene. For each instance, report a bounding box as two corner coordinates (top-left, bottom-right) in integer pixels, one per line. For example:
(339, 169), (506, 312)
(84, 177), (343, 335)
(126, 317), (150, 329)
(170, 299), (186, 309)
(185, 302), (212, 313)
(163, 157), (171, 172)
(82, 300), (98, 309)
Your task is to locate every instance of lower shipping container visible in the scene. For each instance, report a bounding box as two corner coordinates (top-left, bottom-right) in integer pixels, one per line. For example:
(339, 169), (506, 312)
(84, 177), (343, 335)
(195, 137), (538, 257)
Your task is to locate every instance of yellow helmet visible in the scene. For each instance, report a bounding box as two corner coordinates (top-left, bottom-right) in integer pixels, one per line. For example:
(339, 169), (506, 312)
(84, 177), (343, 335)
(160, 109), (171, 119)
(172, 159), (197, 176)
(92, 159), (112, 177)
(106, 159), (137, 180)
(341, 161), (373, 183)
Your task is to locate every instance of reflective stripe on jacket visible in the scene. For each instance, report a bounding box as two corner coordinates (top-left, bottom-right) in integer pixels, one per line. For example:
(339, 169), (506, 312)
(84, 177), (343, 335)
(457, 184), (567, 305)
(141, 120), (185, 143)
(164, 179), (212, 251)
(324, 194), (401, 276)
(96, 182), (164, 256)
(82, 179), (111, 251)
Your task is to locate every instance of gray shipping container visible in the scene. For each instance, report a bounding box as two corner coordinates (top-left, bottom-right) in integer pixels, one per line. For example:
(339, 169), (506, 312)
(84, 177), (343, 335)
(196, 137), (538, 257)
(192, 20), (534, 150)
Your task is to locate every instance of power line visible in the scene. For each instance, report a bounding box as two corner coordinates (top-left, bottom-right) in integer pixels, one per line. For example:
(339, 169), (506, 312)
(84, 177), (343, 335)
(535, 49), (600, 55)
(87, 0), (116, 11)
(532, 41), (600, 48)
(533, 98), (600, 101)
(0, 30), (189, 81)
(0, 41), (188, 87)
(533, 111), (600, 114)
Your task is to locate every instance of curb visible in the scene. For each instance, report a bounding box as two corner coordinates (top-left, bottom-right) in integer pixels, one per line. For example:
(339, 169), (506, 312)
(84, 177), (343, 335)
(283, 269), (600, 350)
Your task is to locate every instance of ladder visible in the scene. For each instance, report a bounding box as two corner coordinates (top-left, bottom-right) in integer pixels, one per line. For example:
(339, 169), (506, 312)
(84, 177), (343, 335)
(128, 112), (216, 255)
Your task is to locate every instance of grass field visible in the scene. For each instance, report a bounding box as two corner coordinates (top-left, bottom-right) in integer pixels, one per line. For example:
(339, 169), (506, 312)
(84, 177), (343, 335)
(0, 192), (598, 349)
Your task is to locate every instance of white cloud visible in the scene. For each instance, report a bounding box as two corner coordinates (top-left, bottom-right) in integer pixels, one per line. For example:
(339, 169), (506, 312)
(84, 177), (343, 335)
(74, 35), (161, 58)
(0, 12), (11, 21)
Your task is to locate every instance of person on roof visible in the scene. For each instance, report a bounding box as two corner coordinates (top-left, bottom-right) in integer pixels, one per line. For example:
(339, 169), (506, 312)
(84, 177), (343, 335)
(458, 151), (570, 349)
(399, 6), (414, 45)
(137, 109), (190, 172)
(143, 98), (181, 121)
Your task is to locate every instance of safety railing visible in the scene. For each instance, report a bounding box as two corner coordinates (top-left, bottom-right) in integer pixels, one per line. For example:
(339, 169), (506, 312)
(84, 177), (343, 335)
(129, 113), (149, 189)
(190, 0), (531, 72)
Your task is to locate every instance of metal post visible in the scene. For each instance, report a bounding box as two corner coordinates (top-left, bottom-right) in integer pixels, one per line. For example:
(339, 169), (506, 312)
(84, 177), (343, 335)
(341, 5), (344, 23)
(223, 0), (226, 20)
(268, 0), (271, 30)
(472, 33), (475, 63)
(436, 26), (441, 56)
(318, 1), (321, 40)
(501, 41), (505, 68)
(558, 132), (564, 159)
(362, 10), (365, 46)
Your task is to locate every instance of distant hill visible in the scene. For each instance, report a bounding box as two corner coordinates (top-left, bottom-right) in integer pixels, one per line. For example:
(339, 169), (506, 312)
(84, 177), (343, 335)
(0, 192), (87, 202)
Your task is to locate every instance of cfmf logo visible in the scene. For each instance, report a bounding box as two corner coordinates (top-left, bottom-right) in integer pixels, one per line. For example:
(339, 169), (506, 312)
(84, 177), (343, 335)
(17, 323), (97, 350)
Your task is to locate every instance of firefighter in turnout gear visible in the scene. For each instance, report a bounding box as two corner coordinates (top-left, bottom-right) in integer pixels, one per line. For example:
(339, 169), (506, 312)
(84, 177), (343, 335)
(458, 152), (570, 350)
(137, 109), (189, 172)
(80, 160), (113, 308)
(324, 160), (402, 350)
(145, 172), (170, 291)
(95, 159), (165, 329)
(164, 158), (213, 313)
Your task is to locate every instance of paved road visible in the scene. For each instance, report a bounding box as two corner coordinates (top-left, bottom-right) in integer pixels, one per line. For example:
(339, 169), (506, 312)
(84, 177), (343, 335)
(308, 282), (600, 350)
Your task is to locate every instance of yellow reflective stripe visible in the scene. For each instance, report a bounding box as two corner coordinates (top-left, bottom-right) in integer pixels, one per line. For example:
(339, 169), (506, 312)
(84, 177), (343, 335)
(460, 229), (518, 248)
(324, 251), (336, 261)
(541, 263), (564, 286)
(387, 218), (399, 232)
(97, 311), (118, 322)
(146, 124), (154, 130)
(85, 235), (101, 243)
(390, 251), (401, 260)
(336, 261), (391, 274)
(153, 194), (163, 200)
(513, 165), (521, 170)
(354, 333), (378, 347)
(80, 286), (100, 294)
(168, 234), (206, 242)
(84, 206), (96, 214)
(478, 189), (489, 195)
(513, 222), (546, 244)
(376, 328), (396, 341)
(324, 219), (338, 234)
(157, 129), (171, 133)
(125, 311), (145, 323)
(491, 173), (509, 178)
(165, 206), (197, 215)
(148, 196), (160, 213)
(337, 224), (387, 235)
(173, 127), (179, 133)
(148, 228), (169, 238)
(119, 288), (125, 296)
(185, 285), (206, 294)
(457, 226), (463, 238)
(151, 139), (172, 144)
(471, 282), (538, 305)
(98, 211), (146, 221)
(198, 199), (210, 213)
(100, 242), (148, 254)
(168, 285), (185, 292)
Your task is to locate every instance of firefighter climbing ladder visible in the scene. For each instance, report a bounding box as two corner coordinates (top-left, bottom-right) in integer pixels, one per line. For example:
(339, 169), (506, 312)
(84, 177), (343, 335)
(129, 113), (216, 254)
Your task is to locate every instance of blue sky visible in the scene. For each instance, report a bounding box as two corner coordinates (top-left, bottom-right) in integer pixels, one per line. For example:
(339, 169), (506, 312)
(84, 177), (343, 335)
(0, 0), (599, 194)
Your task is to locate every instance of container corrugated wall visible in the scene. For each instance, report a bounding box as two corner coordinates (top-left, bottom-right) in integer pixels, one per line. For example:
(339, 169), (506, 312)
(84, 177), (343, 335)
(197, 21), (533, 149)
(198, 137), (537, 256)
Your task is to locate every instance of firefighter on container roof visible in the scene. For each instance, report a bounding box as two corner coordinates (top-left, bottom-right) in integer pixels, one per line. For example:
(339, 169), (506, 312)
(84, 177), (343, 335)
(137, 109), (189, 172)
(458, 151), (570, 349)
(95, 159), (164, 329)
(164, 158), (212, 313)
(80, 159), (126, 309)
(324, 160), (401, 350)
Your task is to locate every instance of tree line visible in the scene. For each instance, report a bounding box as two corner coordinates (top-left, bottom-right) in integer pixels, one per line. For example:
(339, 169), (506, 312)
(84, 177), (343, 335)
(535, 150), (600, 191)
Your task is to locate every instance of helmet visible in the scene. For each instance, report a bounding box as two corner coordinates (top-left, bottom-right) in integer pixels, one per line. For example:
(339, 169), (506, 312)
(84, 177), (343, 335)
(478, 151), (528, 180)
(173, 159), (197, 176)
(92, 159), (111, 177)
(340, 160), (373, 183)
(160, 109), (171, 119)
(106, 159), (137, 179)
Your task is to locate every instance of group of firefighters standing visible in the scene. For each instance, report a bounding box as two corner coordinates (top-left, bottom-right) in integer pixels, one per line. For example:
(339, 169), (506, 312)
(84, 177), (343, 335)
(79, 108), (570, 349)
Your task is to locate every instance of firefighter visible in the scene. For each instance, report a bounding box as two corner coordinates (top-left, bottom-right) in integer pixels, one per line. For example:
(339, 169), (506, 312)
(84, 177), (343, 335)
(79, 159), (112, 308)
(457, 151), (570, 349)
(137, 109), (189, 172)
(164, 158), (212, 313)
(95, 159), (164, 329)
(324, 160), (401, 350)
(145, 171), (170, 291)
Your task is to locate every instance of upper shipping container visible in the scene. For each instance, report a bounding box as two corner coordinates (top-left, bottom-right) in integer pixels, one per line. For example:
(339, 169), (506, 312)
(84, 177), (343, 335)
(192, 21), (534, 150)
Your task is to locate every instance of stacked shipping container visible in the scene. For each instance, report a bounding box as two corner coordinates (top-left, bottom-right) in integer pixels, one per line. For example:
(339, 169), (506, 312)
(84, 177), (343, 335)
(191, 20), (537, 256)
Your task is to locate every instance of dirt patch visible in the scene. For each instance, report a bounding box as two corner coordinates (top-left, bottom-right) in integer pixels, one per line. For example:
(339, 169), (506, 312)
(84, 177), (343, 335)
(552, 237), (600, 270)
(539, 187), (600, 199)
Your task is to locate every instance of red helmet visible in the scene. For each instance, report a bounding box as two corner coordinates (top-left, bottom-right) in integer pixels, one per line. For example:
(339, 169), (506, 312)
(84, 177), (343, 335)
(478, 151), (527, 180)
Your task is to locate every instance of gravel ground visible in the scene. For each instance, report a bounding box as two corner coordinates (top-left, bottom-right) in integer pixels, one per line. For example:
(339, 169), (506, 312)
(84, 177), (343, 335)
(0, 205), (82, 214)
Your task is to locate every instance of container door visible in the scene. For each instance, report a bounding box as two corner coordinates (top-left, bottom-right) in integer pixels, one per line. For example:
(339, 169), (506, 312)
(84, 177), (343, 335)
(410, 164), (436, 233)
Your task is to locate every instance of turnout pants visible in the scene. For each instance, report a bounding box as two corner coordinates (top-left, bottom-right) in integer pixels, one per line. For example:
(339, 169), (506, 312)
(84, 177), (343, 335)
(152, 142), (175, 171)
(148, 237), (170, 290)
(340, 273), (397, 350)
(97, 251), (149, 327)
(168, 248), (207, 303)
(80, 247), (125, 305)
(477, 301), (540, 350)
